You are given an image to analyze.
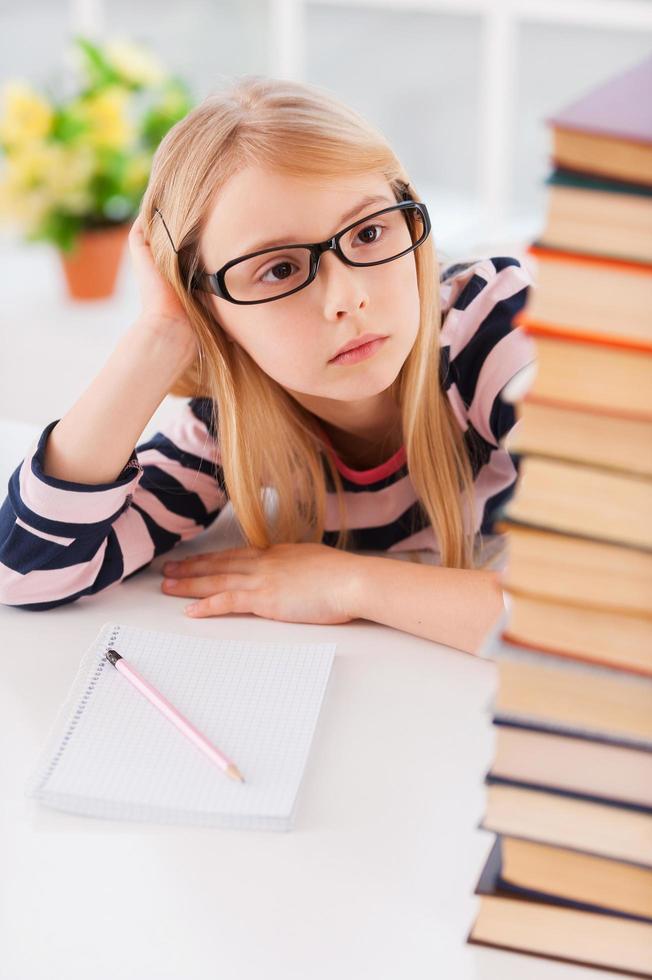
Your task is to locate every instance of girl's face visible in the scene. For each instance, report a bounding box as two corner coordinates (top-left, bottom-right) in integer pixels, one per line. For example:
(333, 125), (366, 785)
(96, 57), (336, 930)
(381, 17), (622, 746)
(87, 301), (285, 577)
(199, 167), (421, 409)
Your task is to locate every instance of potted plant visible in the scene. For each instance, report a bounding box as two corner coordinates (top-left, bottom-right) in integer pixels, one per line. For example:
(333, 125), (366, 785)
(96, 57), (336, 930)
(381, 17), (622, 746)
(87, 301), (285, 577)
(0, 36), (193, 300)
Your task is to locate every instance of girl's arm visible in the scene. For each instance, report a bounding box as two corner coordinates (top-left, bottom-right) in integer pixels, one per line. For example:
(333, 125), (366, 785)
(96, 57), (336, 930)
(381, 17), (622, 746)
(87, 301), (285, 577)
(42, 213), (198, 484)
(42, 317), (195, 485)
(0, 394), (228, 610)
(0, 310), (223, 611)
(0, 217), (227, 611)
(350, 556), (505, 656)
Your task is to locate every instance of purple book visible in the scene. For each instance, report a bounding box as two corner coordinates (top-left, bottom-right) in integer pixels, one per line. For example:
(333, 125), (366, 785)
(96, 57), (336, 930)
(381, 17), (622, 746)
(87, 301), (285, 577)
(546, 54), (652, 145)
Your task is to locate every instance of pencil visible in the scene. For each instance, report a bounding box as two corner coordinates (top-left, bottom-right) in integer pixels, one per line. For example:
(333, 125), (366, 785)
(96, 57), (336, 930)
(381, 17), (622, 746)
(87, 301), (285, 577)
(104, 648), (245, 783)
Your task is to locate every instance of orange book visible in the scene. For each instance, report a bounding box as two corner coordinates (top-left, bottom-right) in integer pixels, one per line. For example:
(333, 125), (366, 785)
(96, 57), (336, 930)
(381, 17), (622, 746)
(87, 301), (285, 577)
(515, 334), (652, 420)
(518, 245), (652, 352)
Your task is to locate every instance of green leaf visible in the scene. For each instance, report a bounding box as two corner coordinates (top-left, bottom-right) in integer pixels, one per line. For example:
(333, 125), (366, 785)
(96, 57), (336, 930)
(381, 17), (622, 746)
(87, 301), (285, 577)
(50, 107), (88, 143)
(141, 79), (193, 148)
(74, 35), (122, 93)
(29, 210), (84, 252)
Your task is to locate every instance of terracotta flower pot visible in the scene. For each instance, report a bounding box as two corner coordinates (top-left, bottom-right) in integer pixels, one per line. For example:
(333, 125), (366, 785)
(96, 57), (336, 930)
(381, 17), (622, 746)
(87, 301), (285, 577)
(58, 222), (131, 300)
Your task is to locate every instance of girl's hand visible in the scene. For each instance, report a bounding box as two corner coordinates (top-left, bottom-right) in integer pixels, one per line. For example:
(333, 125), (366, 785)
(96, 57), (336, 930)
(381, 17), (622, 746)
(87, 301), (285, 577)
(128, 213), (198, 358)
(160, 543), (365, 624)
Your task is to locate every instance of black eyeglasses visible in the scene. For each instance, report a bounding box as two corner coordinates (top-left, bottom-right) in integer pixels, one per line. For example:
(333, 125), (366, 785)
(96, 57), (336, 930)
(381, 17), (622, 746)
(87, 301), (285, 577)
(154, 186), (431, 306)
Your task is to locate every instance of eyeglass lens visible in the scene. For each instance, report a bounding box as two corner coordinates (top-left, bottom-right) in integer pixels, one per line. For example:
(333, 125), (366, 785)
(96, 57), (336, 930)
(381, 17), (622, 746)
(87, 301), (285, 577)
(223, 205), (425, 303)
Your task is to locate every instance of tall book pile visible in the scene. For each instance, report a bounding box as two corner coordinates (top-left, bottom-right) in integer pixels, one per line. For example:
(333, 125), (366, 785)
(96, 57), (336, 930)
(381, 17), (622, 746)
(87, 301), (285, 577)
(468, 55), (652, 977)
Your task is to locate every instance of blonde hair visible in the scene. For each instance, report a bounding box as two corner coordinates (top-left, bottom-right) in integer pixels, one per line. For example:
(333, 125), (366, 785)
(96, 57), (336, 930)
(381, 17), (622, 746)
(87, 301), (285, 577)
(140, 75), (477, 568)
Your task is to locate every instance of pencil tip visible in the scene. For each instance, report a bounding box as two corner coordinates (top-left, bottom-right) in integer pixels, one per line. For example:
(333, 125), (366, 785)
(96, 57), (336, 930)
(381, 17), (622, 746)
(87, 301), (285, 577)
(227, 763), (245, 783)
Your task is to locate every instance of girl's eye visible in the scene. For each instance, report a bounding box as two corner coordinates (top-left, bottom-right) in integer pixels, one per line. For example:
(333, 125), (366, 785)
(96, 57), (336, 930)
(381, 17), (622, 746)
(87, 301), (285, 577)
(354, 223), (384, 246)
(255, 223), (385, 285)
(259, 261), (299, 284)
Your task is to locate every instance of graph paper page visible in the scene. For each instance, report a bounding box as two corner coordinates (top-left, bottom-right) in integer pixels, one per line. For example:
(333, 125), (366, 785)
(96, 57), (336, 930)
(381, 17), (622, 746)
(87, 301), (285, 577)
(26, 623), (336, 830)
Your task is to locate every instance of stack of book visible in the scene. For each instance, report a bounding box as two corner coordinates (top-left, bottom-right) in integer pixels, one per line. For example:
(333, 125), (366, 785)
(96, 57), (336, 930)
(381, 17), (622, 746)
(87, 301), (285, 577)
(468, 55), (652, 976)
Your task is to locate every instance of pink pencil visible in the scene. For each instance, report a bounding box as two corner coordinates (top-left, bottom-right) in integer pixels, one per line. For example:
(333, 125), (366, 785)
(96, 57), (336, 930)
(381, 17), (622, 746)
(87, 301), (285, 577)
(104, 648), (245, 783)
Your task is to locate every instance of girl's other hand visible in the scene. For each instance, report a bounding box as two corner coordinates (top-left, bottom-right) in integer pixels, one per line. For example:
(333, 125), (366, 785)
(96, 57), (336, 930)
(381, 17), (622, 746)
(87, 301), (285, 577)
(161, 543), (365, 624)
(128, 213), (198, 359)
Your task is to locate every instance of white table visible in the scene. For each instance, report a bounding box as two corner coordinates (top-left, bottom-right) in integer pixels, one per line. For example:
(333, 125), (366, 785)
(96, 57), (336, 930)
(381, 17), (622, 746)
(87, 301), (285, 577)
(0, 420), (623, 980)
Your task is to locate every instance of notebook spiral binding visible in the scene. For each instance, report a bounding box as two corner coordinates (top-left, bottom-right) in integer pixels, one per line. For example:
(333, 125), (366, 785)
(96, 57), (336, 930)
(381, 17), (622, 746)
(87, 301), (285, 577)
(33, 624), (121, 796)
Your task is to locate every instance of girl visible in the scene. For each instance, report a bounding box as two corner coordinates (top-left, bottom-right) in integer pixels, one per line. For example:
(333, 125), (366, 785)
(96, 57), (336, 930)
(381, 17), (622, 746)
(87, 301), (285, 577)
(0, 75), (537, 655)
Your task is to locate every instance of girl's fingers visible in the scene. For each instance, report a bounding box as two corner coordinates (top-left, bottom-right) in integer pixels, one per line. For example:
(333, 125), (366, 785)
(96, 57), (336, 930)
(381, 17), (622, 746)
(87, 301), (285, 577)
(162, 547), (262, 577)
(174, 560), (252, 577)
(162, 572), (260, 597)
(213, 547), (263, 559)
(128, 213), (145, 244)
(128, 223), (153, 273)
(162, 560), (251, 578)
(129, 215), (153, 258)
(186, 590), (254, 618)
(127, 212), (195, 334)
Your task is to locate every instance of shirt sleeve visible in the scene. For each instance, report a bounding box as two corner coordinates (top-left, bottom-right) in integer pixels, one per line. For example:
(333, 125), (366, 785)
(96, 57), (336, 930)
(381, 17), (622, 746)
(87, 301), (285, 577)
(440, 255), (538, 448)
(0, 397), (228, 610)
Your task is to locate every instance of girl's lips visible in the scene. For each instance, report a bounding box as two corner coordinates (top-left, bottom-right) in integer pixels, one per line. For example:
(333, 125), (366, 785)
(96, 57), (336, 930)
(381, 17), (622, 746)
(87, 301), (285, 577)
(329, 336), (388, 365)
(330, 333), (386, 360)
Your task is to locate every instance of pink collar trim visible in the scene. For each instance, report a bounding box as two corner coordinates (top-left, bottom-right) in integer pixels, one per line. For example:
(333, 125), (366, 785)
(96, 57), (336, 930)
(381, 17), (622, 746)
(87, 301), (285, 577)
(316, 427), (407, 485)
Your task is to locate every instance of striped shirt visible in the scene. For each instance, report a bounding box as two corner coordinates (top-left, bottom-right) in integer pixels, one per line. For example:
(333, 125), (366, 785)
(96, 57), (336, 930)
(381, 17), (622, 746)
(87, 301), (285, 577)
(0, 255), (537, 610)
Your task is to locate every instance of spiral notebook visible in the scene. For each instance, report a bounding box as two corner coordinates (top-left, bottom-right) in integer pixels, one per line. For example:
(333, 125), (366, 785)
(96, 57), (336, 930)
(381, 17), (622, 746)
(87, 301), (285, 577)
(26, 622), (336, 831)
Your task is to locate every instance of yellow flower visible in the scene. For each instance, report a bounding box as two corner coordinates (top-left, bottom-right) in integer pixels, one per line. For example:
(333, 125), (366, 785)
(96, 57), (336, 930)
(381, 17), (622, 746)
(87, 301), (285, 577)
(76, 86), (135, 151)
(3, 142), (57, 189)
(0, 141), (95, 231)
(105, 39), (167, 87)
(0, 81), (53, 147)
(46, 143), (95, 212)
(0, 159), (54, 232)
